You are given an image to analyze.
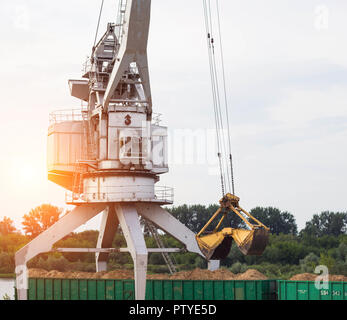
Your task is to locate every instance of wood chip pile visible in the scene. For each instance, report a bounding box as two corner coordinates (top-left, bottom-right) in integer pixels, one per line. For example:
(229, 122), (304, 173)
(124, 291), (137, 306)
(28, 268), (267, 280)
(28, 268), (347, 281)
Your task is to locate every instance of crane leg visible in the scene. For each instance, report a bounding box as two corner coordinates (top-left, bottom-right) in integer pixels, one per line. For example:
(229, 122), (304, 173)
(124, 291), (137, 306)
(115, 203), (148, 301)
(96, 205), (119, 272)
(15, 204), (106, 300)
(208, 260), (220, 271)
(135, 203), (203, 257)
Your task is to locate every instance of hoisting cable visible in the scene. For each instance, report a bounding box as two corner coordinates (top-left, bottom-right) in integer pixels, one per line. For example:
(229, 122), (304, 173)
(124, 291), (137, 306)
(93, 0), (105, 48)
(204, 0), (228, 195)
(215, 0), (235, 195)
(203, 0), (235, 196)
(203, 0), (226, 196)
(207, 0), (232, 194)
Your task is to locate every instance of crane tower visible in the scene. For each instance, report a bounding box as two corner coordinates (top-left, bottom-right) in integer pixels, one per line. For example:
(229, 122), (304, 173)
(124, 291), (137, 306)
(15, 0), (205, 300)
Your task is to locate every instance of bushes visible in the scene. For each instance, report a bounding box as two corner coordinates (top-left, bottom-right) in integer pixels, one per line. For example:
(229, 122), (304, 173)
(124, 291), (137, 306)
(147, 265), (170, 274)
(173, 252), (197, 265)
(331, 261), (347, 276)
(68, 261), (96, 272)
(225, 244), (246, 266)
(336, 242), (347, 261)
(246, 263), (301, 279)
(299, 253), (320, 273)
(0, 252), (14, 274)
(148, 253), (165, 265)
(27, 254), (70, 272)
(194, 256), (207, 269)
(54, 230), (99, 263)
(0, 225), (345, 277)
(0, 233), (29, 253)
(230, 262), (247, 274)
(27, 255), (97, 273)
(319, 253), (335, 270)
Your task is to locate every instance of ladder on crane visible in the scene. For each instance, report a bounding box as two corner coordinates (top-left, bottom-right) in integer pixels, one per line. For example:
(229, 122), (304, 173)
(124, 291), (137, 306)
(71, 108), (96, 200)
(81, 109), (96, 161)
(71, 162), (85, 200)
(144, 220), (177, 275)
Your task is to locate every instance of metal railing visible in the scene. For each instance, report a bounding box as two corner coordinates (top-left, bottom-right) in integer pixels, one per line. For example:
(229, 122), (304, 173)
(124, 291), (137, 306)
(119, 153), (149, 163)
(154, 186), (174, 203)
(152, 113), (162, 126)
(65, 186), (174, 204)
(82, 57), (93, 75)
(49, 108), (86, 124)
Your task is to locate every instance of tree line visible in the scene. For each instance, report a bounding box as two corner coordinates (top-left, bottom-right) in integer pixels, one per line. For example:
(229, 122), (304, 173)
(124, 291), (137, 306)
(0, 204), (346, 279)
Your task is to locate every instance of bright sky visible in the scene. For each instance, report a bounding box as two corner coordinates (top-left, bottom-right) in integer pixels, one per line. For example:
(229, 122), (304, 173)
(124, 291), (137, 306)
(0, 0), (346, 232)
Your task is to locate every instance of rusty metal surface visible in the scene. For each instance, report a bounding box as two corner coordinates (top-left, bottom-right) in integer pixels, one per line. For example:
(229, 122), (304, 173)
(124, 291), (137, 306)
(238, 229), (269, 256)
(210, 236), (233, 260)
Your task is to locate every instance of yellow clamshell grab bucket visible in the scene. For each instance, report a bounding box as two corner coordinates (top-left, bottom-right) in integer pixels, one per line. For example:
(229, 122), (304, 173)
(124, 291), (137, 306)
(196, 194), (270, 261)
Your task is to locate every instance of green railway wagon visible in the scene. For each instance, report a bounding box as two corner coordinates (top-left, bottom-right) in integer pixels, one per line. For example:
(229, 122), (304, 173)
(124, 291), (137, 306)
(278, 280), (347, 300)
(24, 278), (277, 301)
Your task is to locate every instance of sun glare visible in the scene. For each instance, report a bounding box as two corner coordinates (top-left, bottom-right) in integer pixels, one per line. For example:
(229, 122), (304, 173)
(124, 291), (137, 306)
(11, 159), (45, 188)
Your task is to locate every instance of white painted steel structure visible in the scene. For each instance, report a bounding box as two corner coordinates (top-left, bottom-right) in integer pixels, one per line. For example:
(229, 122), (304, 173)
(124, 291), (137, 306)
(15, 0), (220, 301)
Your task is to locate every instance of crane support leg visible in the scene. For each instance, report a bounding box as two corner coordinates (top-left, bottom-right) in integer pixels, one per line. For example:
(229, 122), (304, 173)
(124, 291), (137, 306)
(135, 203), (204, 257)
(208, 260), (220, 271)
(15, 204), (106, 300)
(115, 203), (148, 301)
(96, 205), (119, 272)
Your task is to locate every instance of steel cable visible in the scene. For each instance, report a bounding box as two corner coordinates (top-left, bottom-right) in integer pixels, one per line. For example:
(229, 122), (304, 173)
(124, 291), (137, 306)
(215, 0), (235, 194)
(93, 0), (105, 48)
(203, 0), (226, 196)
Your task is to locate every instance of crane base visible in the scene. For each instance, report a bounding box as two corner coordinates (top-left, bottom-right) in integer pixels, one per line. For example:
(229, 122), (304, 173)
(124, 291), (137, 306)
(15, 202), (203, 300)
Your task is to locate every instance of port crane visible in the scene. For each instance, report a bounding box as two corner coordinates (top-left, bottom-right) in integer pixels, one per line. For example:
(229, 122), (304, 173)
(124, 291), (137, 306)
(15, 0), (269, 300)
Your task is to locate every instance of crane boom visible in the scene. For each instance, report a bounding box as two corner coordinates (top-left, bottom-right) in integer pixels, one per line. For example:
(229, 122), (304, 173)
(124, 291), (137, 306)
(103, 0), (152, 115)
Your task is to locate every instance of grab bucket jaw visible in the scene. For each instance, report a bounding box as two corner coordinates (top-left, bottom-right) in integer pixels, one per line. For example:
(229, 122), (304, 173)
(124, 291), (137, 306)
(195, 194), (270, 261)
(196, 228), (269, 260)
(232, 228), (269, 256)
(196, 231), (233, 261)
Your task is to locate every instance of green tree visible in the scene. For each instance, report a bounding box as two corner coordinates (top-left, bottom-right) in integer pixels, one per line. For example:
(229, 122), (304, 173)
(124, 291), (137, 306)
(22, 204), (63, 238)
(301, 211), (347, 237)
(0, 217), (17, 235)
(336, 242), (347, 262)
(249, 207), (298, 235)
(168, 204), (242, 234)
(299, 253), (319, 273)
(0, 252), (15, 273)
(319, 253), (335, 270)
(225, 243), (246, 265)
(54, 230), (98, 262)
(230, 261), (247, 274)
